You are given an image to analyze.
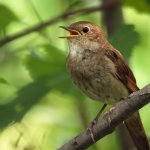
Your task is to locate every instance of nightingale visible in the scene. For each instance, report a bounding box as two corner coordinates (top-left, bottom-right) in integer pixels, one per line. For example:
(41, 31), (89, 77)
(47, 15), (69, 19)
(60, 21), (150, 150)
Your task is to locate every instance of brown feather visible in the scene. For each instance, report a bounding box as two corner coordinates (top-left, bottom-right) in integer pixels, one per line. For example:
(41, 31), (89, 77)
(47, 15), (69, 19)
(105, 48), (150, 150)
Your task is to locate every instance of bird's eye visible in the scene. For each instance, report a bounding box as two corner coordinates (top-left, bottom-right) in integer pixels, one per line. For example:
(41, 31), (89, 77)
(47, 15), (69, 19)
(82, 27), (89, 33)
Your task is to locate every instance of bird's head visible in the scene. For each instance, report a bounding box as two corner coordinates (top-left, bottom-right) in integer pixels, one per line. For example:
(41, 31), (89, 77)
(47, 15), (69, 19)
(60, 21), (108, 58)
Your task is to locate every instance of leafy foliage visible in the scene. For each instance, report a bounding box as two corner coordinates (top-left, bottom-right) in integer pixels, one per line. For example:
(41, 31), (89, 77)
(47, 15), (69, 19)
(26, 45), (66, 79)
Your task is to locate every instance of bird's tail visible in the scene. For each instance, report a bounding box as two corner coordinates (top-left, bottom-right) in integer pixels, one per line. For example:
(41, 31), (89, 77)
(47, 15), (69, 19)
(125, 111), (150, 150)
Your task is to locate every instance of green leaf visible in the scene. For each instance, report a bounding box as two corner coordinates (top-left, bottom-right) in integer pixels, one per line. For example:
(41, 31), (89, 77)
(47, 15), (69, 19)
(0, 77), (8, 84)
(26, 45), (66, 79)
(0, 78), (50, 128)
(109, 24), (140, 61)
(124, 0), (150, 14)
(0, 4), (18, 30)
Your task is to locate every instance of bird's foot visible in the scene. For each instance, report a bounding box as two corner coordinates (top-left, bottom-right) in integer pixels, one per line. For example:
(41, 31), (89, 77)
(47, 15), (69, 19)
(103, 106), (115, 127)
(90, 117), (98, 127)
(91, 103), (107, 126)
(86, 119), (97, 143)
(87, 127), (95, 143)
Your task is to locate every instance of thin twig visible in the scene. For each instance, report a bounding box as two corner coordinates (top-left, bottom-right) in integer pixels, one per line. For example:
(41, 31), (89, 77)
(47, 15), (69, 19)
(57, 84), (150, 150)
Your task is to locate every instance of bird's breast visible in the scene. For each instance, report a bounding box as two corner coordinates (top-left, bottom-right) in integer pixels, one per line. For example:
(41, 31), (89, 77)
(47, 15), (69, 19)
(67, 49), (129, 104)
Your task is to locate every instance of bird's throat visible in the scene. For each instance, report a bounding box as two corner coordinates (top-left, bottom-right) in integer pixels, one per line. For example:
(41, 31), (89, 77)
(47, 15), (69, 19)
(68, 40), (84, 60)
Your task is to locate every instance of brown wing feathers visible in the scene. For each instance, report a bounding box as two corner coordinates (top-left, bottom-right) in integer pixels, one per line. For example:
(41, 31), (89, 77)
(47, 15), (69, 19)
(105, 48), (139, 93)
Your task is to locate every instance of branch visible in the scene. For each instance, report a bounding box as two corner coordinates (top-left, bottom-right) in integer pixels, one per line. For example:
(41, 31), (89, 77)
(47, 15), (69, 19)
(0, 4), (110, 47)
(58, 83), (150, 150)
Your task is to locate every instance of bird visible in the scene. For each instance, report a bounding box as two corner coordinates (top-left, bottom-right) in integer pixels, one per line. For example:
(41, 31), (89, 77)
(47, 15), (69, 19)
(60, 21), (150, 150)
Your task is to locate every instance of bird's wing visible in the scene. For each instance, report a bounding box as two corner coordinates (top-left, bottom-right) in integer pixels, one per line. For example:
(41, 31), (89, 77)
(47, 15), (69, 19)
(105, 48), (139, 92)
(105, 48), (150, 150)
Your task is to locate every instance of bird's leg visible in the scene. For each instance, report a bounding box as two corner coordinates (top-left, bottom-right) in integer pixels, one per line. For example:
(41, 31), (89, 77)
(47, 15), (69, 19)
(87, 104), (107, 143)
(91, 103), (107, 126)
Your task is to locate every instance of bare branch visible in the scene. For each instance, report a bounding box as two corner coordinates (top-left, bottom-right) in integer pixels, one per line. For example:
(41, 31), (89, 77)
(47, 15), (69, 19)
(58, 84), (150, 150)
(0, 4), (109, 47)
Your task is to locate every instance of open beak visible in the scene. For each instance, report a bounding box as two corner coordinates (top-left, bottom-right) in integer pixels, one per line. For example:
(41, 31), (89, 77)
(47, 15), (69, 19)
(59, 26), (81, 38)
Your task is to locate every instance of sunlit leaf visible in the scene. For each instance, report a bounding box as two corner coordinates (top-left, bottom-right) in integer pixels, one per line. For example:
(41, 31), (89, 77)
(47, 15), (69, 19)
(0, 78), (50, 128)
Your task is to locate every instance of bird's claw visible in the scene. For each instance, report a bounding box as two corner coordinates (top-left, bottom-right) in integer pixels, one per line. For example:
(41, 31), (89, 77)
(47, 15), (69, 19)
(87, 127), (95, 143)
(103, 107), (115, 127)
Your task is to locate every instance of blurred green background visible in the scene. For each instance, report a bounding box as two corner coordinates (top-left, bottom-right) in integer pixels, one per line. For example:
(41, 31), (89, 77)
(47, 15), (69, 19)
(0, 0), (150, 150)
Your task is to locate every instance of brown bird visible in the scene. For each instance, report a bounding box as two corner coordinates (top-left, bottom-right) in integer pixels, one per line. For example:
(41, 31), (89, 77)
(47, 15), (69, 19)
(60, 21), (150, 150)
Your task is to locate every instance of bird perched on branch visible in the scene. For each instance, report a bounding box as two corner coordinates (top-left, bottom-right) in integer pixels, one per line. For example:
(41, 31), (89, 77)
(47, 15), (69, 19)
(60, 21), (150, 150)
